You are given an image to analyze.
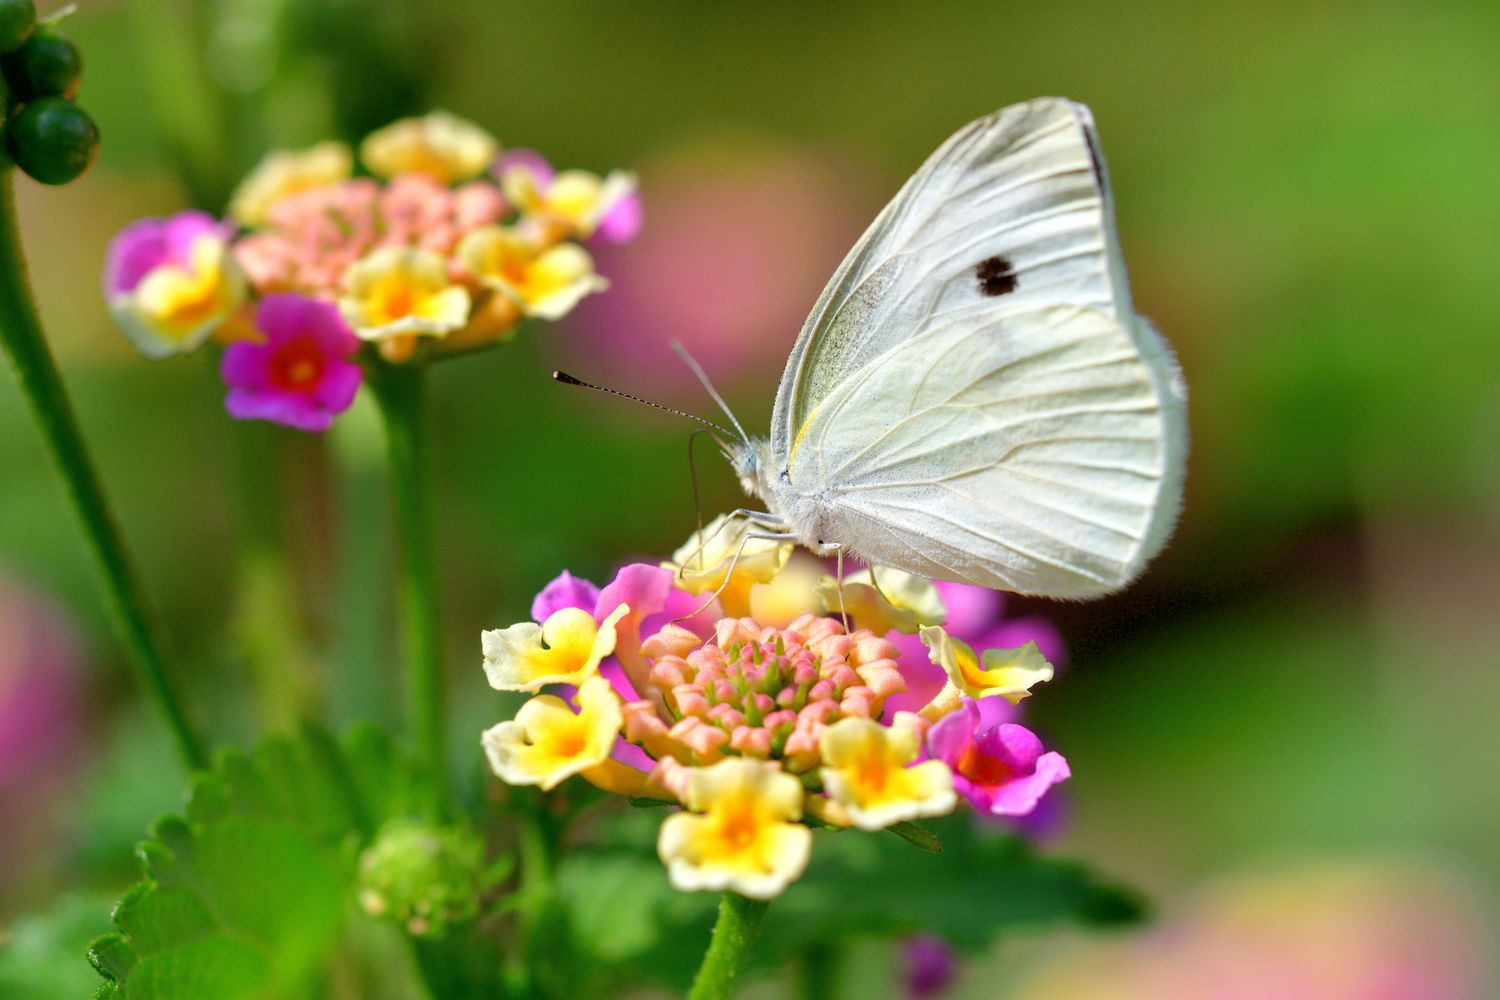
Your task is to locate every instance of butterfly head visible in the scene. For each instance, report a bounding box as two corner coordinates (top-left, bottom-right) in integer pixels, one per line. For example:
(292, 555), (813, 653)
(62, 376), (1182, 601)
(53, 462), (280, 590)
(727, 437), (777, 502)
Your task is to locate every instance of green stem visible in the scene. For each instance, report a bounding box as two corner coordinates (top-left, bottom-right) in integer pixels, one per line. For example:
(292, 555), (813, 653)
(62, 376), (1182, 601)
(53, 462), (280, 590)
(0, 168), (208, 770)
(689, 893), (771, 1000)
(366, 361), (448, 811)
(515, 800), (561, 998)
(125, 0), (237, 207)
(229, 419), (321, 730)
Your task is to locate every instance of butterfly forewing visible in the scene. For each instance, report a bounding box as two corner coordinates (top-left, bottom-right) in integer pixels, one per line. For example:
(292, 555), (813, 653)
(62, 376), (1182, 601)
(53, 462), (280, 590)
(770, 98), (1133, 458)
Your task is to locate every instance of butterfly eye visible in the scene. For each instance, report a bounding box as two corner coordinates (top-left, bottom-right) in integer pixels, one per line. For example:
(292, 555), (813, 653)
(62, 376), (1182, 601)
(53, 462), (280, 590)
(779, 469), (791, 485)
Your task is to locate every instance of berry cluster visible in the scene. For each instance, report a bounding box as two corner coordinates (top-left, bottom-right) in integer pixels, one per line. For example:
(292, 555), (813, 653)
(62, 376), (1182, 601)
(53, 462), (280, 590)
(1, 0), (97, 185)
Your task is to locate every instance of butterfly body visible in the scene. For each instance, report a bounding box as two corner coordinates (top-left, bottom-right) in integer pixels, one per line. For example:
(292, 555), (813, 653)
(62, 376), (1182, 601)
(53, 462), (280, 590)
(719, 97), (1186, 599)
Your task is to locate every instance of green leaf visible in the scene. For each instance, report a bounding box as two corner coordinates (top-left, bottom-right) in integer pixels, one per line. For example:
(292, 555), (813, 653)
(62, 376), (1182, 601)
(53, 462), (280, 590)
(555, 809), (1144, 993)
(761, 816), (1146, 956)
(884, 820), (943, 853)
(88, 725), (427, 999)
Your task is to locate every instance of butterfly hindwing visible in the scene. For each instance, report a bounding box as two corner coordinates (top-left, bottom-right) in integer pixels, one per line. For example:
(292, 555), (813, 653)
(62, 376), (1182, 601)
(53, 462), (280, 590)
(788, 305), (1175, 596)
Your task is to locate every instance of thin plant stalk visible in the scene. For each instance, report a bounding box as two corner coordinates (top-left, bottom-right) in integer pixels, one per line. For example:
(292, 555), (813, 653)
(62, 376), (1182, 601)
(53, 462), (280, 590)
(0, 168), (208, 770)
(365, 360), (448, 811)
(227, 417), (322, 729)
(688, 892), (771, 1000)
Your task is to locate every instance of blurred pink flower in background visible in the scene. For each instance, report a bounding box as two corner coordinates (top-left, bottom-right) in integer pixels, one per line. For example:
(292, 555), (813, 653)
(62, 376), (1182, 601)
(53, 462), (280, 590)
(0, 575), (87, 887)
(561, 143), (872, 398)
(902, 934), (958, 998)
(1015, 862), (1490, 1000)
(221, 294), (363, 432)
(234, 175), (506, 299)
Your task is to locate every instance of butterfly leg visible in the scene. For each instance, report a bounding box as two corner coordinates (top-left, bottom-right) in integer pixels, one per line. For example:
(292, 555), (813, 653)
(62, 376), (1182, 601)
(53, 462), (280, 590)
(674, 508), (788, 577)
(675, 528), (799, 622)
(831, 545), (848, 630)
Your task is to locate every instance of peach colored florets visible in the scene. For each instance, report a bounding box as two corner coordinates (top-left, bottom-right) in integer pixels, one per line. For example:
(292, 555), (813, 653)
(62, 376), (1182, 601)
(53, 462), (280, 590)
(627, 612), (906, 773)
(234, 174), (507, 299)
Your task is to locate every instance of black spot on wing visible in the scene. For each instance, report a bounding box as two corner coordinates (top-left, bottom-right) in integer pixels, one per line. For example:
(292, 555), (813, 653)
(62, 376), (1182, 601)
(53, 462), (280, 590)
(975, 255), (1017, 297)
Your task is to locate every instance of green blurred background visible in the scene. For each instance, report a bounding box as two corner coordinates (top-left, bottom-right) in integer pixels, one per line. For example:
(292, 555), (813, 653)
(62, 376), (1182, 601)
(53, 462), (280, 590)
(2, 0), (1497, 995)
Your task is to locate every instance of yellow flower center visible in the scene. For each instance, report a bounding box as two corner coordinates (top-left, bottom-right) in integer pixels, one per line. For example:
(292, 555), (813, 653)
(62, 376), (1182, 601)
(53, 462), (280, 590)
(370, 276), (419, 324)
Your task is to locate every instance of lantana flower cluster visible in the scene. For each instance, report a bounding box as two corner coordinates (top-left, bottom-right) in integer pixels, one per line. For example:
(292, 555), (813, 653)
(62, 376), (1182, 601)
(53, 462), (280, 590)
(480, 515), (1071, 900)
(102, 110), (640, 432)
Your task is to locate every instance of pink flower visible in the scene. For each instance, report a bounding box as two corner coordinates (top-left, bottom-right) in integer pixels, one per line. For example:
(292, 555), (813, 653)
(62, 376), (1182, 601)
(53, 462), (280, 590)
(103, 211), (233, 297)
(221, 294), (363, 432)
(926, 700), (1070, 817)
(561, 148), (868, 396)
(233, 175), (506, 300)
(531, 570), (601, 622)
(594, 188), (644, 244)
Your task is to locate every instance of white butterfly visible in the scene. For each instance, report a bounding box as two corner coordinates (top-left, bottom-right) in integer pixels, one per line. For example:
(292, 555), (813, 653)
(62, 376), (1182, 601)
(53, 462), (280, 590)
(560, 97), (1186, 598)
(705, 97), (1187, 599)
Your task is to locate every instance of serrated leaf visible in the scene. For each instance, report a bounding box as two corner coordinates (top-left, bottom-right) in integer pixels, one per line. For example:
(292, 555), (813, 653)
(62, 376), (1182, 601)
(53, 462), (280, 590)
(760, 816), (1145, 956)
(556, 810), (1145, 993)
(87, 933), (135, 982)
(90, 725), (424, 999)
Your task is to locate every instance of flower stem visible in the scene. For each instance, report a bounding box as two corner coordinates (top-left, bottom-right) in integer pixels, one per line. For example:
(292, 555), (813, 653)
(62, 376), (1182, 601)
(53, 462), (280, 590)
(365, 360), (448, 811)
(228, 418), (321, 730)
(689, 892), (771, 1000)
(0, 168), (208, 770)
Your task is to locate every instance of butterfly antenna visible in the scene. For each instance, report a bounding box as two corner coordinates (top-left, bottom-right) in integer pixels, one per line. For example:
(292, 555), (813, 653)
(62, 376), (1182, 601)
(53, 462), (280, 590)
(552, 370), (733, 445)
(668, 340), (751, 446)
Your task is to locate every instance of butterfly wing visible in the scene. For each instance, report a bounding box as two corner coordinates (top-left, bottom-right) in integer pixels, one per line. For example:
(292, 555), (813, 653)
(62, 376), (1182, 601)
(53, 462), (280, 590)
(770, 97), (1137, 456)
(789, 304), (1182, 596)
(769, 98), (1186, 596)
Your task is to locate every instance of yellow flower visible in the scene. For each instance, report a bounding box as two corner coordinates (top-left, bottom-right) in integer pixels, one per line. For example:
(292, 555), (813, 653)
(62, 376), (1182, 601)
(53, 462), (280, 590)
(456, 227), (607, 320)
(482, 604), (629, 693)
(818, 717), (956, 830)
(657, 759), (812, 899)
(502, 164), (637, 239)
(920, 626), (1054, 704)
(482, 676), (623, 790)
(338, 247), (472, 341)
(228, 141), (352, 226)
(747, 550), (826, 628)
(664, 513), (792, 618)
(817, 566), (946, 635)
(360, 111), (499, 184)
(112, 236), (246, 359)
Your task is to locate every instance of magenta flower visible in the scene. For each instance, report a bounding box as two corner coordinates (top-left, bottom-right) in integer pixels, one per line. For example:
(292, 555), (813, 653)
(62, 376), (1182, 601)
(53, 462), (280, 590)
(531, 570), (602, 622)
(594, 187), (644, 244)
(102, 210), (231, 298)
(221, 294), (363, 432)
(926, 700), (1070, 817)
(901, 935), (958, 998)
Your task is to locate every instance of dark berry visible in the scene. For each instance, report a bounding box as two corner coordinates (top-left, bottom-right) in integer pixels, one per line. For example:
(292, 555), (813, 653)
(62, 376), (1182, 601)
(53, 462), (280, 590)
(0, 0), (35, 56)
(7, 97), (99, 185)
(4, 31), (81, 100)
